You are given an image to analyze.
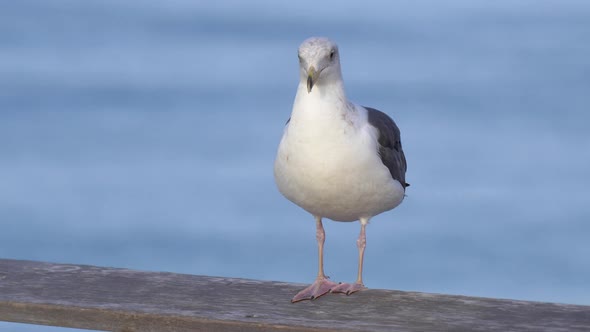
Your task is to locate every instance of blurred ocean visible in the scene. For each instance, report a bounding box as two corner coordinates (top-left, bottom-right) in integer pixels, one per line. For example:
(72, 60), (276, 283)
(1, 0), (589, 330)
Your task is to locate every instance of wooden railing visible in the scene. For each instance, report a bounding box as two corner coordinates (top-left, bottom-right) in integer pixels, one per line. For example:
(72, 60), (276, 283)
(1, 258), (589, 331)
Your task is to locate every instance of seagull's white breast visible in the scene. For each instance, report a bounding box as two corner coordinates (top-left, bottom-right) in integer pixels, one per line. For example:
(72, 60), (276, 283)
(274, 89), (404, 222)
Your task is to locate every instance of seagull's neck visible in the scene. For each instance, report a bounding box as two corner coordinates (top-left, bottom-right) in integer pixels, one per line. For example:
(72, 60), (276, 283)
(293, 78), (350, 118)
(289, 77), (361, 139)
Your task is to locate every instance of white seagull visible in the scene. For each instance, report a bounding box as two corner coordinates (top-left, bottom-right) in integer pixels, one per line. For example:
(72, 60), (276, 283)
(274, 37), (409, 302)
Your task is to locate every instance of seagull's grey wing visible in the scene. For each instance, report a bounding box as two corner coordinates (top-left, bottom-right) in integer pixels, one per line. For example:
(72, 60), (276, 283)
(365, 106), (409, 189)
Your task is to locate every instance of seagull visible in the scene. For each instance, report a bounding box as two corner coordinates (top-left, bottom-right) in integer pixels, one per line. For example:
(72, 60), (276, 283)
(274, 37), (409, 303)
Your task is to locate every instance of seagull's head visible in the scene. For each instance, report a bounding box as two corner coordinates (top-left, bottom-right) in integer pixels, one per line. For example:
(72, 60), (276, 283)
(298, 37), (342, 93)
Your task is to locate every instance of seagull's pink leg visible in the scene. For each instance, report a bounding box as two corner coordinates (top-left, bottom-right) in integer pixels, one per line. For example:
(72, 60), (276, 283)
(292, 216), (338, 303)
(332, 218), (369, 295)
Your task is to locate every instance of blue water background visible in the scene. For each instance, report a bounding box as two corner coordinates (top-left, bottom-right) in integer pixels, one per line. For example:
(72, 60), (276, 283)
(1, 0), (589, 330)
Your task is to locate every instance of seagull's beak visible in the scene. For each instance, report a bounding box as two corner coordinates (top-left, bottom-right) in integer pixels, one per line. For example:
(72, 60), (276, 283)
(307, 66), (317, 93)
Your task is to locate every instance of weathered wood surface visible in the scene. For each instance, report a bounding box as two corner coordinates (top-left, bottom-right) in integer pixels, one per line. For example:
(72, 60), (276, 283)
(0, 259), (589, 332)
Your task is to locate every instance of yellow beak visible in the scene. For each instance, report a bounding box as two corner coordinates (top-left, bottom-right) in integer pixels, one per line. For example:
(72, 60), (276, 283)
(306, 66), (317, 93)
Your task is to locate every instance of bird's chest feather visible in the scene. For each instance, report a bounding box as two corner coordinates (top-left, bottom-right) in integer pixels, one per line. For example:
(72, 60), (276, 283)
(286, 122), (364, 179)
(274, 98), (403, 221)
(276, 109), (380, 197)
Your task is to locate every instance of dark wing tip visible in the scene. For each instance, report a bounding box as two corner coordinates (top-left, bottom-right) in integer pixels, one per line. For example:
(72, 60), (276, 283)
(364, 106), (408, 189)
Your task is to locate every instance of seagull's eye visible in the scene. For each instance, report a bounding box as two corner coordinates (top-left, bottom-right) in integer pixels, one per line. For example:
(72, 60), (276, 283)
(330, 50), (335, 60)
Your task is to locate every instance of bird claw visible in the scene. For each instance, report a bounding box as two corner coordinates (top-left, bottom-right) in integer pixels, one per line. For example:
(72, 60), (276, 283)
(331, 282), (365, 295)
(291, 278), (338, 303)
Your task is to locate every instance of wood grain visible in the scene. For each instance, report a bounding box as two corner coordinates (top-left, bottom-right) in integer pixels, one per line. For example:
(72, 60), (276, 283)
(1, 259), (589, 331)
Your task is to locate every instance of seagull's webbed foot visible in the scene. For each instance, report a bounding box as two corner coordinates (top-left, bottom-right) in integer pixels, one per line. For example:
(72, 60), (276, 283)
(292, 277), (338, 303)
(331, 282), (366, 295)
